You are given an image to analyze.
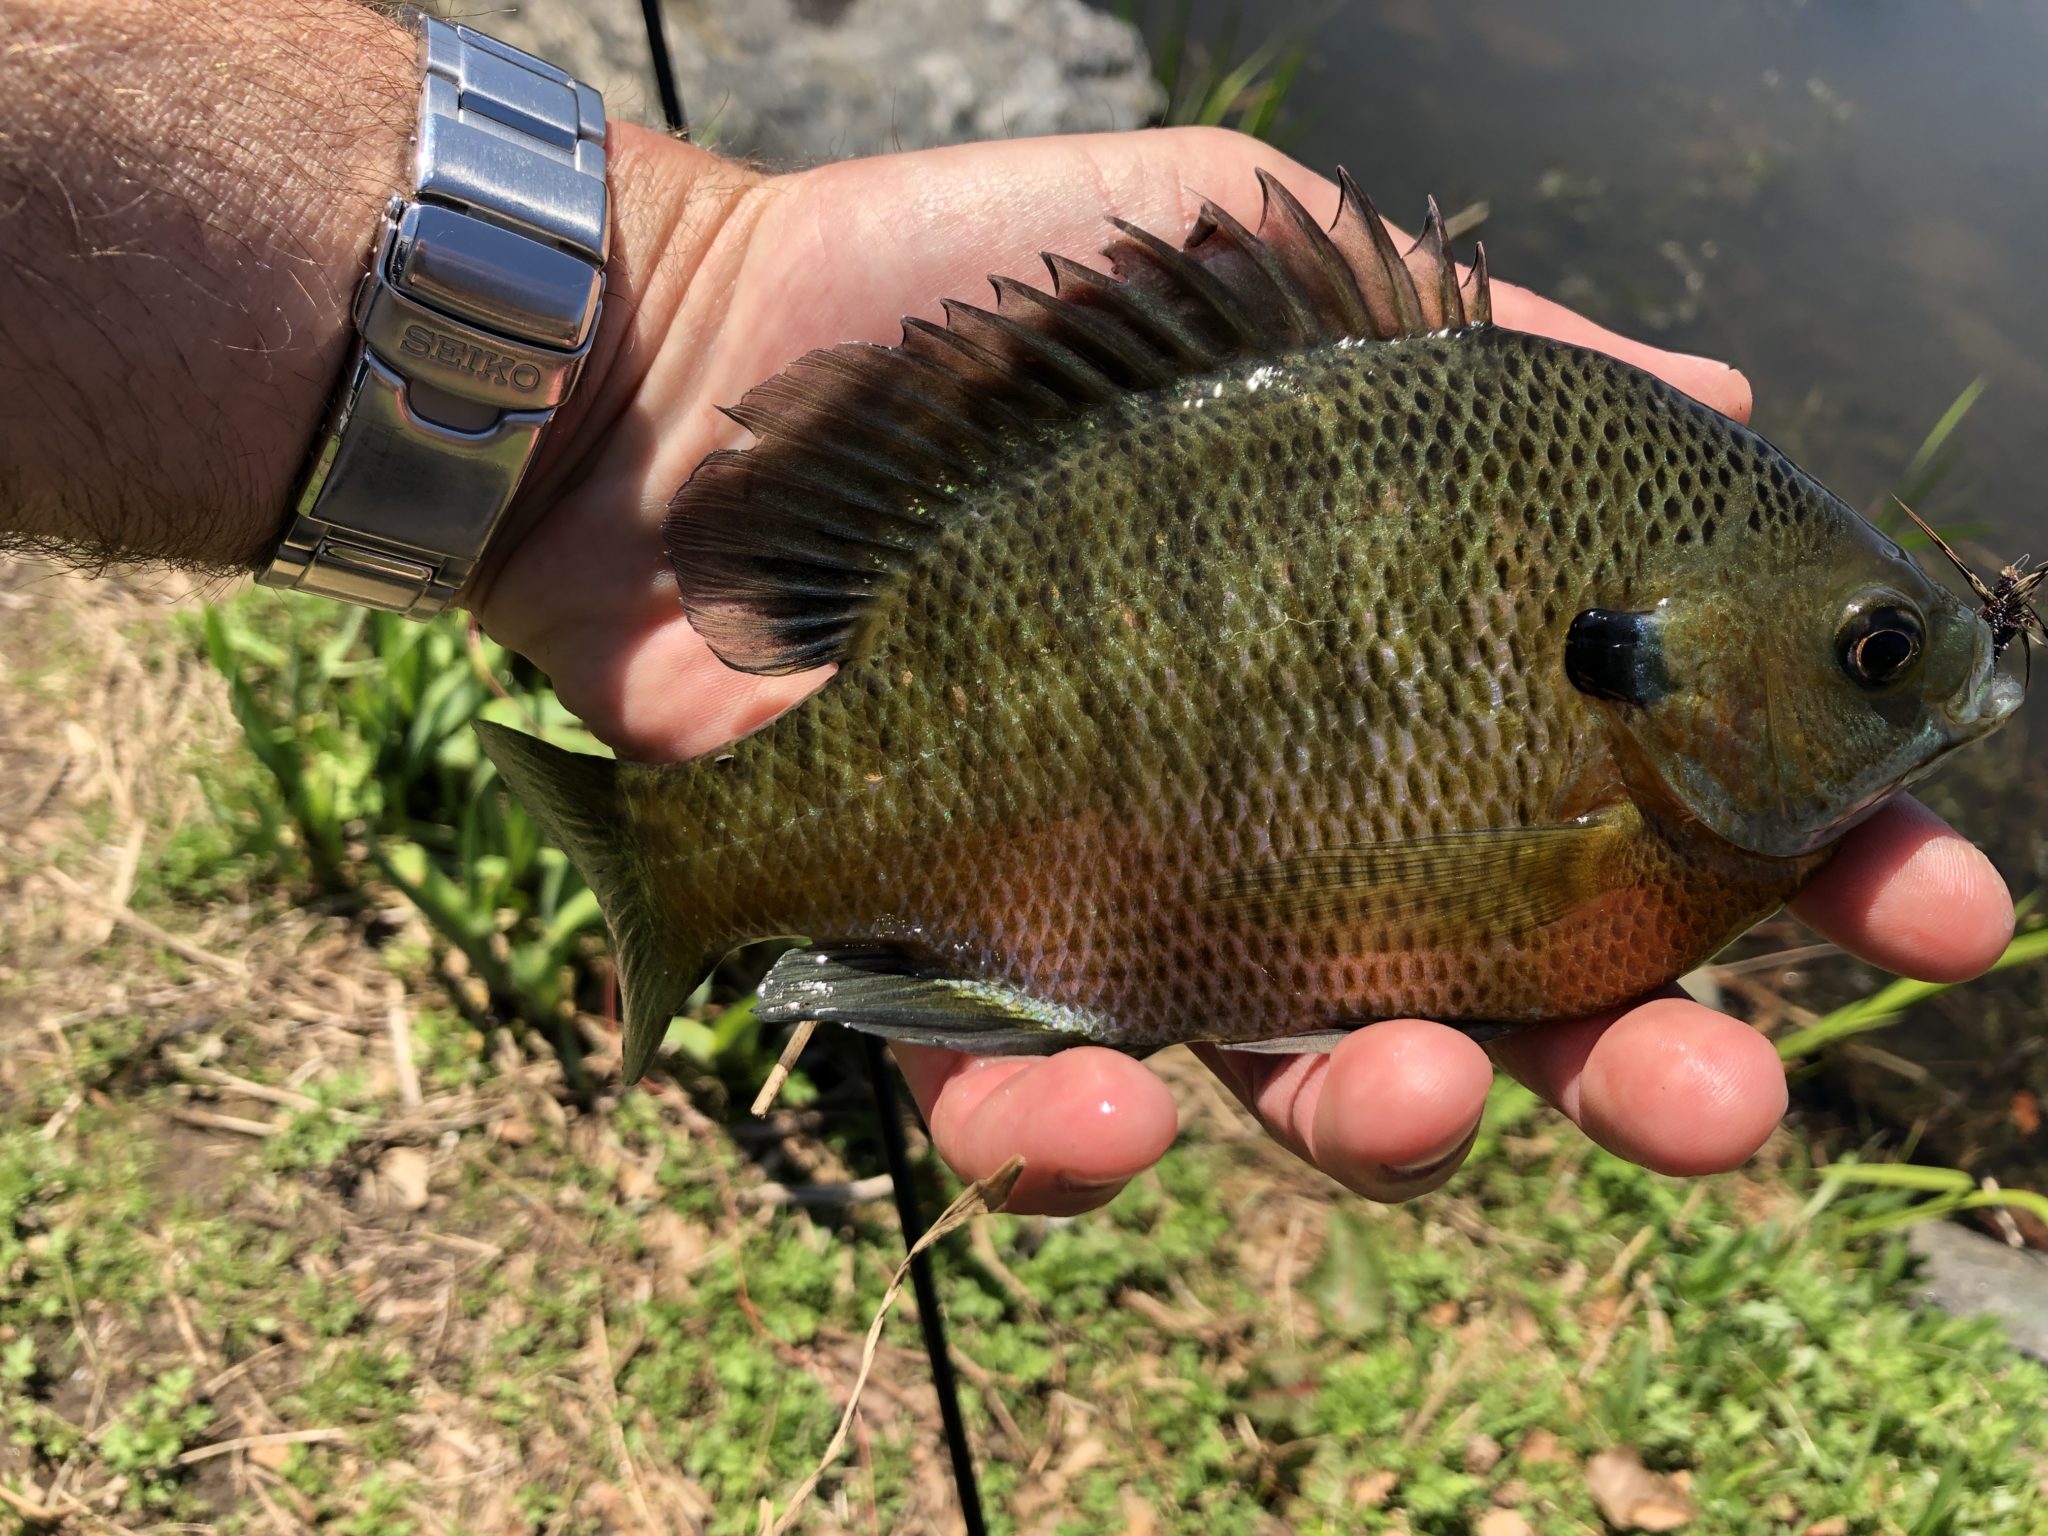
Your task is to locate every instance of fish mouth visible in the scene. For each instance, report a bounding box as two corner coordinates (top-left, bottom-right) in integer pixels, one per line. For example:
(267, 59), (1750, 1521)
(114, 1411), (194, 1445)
(1950, 671), (2025, 733)
(1942, 633), (2026, 736)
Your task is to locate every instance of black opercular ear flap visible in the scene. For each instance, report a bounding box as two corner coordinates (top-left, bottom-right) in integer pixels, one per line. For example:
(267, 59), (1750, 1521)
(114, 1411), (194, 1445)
(1566, 609), (1672, 706)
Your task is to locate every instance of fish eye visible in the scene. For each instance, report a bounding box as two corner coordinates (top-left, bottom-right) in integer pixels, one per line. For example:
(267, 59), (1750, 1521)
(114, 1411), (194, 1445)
(1838, 604), (1923, 689)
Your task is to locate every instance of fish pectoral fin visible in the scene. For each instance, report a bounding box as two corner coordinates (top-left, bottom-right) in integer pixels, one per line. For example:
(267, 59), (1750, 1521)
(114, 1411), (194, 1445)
(754, 946), (1092, 1055)
(1202, 804), (1640, 942)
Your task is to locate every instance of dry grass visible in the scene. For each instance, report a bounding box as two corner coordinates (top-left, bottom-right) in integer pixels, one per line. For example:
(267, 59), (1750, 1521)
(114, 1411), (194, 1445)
(6, 559), (2046, 1536)
(0, 562), (1003, 1533)
(1, 561), (1348, 1535)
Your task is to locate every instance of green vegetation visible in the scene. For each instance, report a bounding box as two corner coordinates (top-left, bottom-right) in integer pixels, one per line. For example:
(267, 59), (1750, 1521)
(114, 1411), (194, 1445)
(0, 576), (2042, 1531)
(190, 590), (788, 1101)
(1885, 376), (1991, 540)
(1118, 1), (1317, 143)
(4, 1030), (2046, 1532)
(197, 597), (607, 1032)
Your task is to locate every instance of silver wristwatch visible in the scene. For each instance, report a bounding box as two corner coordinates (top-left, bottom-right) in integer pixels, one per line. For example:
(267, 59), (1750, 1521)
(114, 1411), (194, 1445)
(259, 10), (610, 618)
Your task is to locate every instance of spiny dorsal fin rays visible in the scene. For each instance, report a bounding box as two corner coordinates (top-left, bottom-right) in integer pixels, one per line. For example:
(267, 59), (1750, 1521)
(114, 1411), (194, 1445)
(1038, 251), (1216, 372)
(666, 170), (1496, 675)
(1412, 197), (1467, 331)
(989, 273), (1179, 390)
(1331, 169), (1426, 337)
(1104, 216), (1264, 349)
(899, 314), (1072, 416)
(1465, 243), (1493, 327)
(1185, 197), (1321, 346)
(940, 297), (1123, 406)
(1251, 168), (1375, 337)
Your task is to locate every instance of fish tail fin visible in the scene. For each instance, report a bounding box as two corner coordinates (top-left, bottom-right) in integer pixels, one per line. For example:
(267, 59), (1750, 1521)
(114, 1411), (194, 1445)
(474, 721), (713, 1084)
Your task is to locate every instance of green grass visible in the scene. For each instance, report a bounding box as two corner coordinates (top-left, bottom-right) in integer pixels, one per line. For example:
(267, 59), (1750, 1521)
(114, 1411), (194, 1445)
(1118, 0), (1319, 143)
(5, 1062), (2045, 1533)
(192, 588), (791, 1099)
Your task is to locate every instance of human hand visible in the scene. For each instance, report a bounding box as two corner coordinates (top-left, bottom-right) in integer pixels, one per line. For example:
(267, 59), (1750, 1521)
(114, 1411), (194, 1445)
(468, 126), (2013, 1214)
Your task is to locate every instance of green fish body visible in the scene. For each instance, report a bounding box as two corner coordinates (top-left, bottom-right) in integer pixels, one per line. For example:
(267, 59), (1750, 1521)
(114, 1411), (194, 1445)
(480, 174), (2020, 1080)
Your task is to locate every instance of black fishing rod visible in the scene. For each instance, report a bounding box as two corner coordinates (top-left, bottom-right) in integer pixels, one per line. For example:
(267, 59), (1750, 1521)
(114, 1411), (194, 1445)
(637, 0), (688, 138)
(629, 17), (989, 1530)
(861, 1034), (989, 1536)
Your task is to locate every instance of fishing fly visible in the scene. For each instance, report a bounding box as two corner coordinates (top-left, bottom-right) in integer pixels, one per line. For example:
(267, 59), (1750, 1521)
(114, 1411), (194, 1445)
(1896, 497), (2046, 682)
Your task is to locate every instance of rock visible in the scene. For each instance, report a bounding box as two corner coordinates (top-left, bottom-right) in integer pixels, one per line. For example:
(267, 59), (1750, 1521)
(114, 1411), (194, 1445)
(1584, 1447), (1696, 1532)
(1463, 1432), (1504, 1476)
(457, 0), (666, 135)
(475, 0), (1163, 163)
(368, 1145), (432, 1213)
(1909, 1218), (2048, 1363)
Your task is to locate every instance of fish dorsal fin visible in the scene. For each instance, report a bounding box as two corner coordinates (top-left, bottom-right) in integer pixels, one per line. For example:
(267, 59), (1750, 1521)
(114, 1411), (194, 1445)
(665, 170), (1492, 675)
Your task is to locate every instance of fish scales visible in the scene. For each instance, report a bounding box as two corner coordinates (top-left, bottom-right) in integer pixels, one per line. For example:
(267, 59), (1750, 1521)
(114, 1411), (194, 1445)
(644, 333), (1793, 1042)
(479, 174), (2020, 1079)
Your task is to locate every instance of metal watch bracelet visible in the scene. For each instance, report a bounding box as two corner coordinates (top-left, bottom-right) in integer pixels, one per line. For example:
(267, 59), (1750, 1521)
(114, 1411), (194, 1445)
(259, 10), (609, 618)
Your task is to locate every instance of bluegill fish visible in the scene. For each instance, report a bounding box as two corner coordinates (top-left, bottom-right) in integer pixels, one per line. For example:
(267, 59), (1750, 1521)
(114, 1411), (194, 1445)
(477, 172), (2023, 1082)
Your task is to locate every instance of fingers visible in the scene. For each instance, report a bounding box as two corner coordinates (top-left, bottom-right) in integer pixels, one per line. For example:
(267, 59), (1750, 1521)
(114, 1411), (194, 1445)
(1197, 990), (1792, 1194)
(754, 126), (1754, 426)
(1486, 796), (2011, 1174)
(1789, 795), (2013, 982)
(1109, 130), (1750, 421)
(890, 1043), (1179, 1216)
(1195, 1021), (1495, 1200)
(1478, 286), (1751, 424)
(1487, 994), (1789, 1176)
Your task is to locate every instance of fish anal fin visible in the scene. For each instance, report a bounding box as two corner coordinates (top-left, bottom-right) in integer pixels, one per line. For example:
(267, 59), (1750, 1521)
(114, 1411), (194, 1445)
(1204, 805), (1642, 943)
(754, 946), (1095, 1056)
(1216, 1029), (1358, 1055)
(1217, 1019), (1521, 1054)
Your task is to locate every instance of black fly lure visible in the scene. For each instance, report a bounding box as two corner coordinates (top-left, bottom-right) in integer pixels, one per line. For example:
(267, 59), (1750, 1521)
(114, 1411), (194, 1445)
(1897, 498), (2047, 684)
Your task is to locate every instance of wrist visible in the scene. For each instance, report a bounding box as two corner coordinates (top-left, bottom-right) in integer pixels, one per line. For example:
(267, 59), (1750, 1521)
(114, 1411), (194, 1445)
(459, 130), (764, 628)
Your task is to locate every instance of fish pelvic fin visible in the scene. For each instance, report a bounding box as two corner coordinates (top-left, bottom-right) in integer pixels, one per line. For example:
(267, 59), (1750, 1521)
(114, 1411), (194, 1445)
(663, 169), (1491, 677)
(755, 946), (1098, 1056)
(475, 721), (711, 1085)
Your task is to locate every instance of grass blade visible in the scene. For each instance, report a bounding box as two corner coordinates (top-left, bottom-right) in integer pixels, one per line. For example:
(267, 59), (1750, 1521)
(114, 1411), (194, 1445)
(1775, 923), (2048, 1060)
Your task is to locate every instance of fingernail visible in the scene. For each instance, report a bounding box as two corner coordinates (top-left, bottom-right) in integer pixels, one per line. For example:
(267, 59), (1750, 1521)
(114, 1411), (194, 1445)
(1660, 347), (1732, 371)
(1378, 1117), (1482, 1182)
(1053, 1171), (1130, 1197)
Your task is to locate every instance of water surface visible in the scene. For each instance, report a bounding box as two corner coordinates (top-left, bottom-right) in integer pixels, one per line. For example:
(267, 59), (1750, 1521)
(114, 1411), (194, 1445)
(1122, 0), (2048, 554)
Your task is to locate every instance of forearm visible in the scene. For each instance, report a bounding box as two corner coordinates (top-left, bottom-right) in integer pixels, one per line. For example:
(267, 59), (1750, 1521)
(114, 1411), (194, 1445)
(0, 0), (734, 576)
(0, 0), (414, 568)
